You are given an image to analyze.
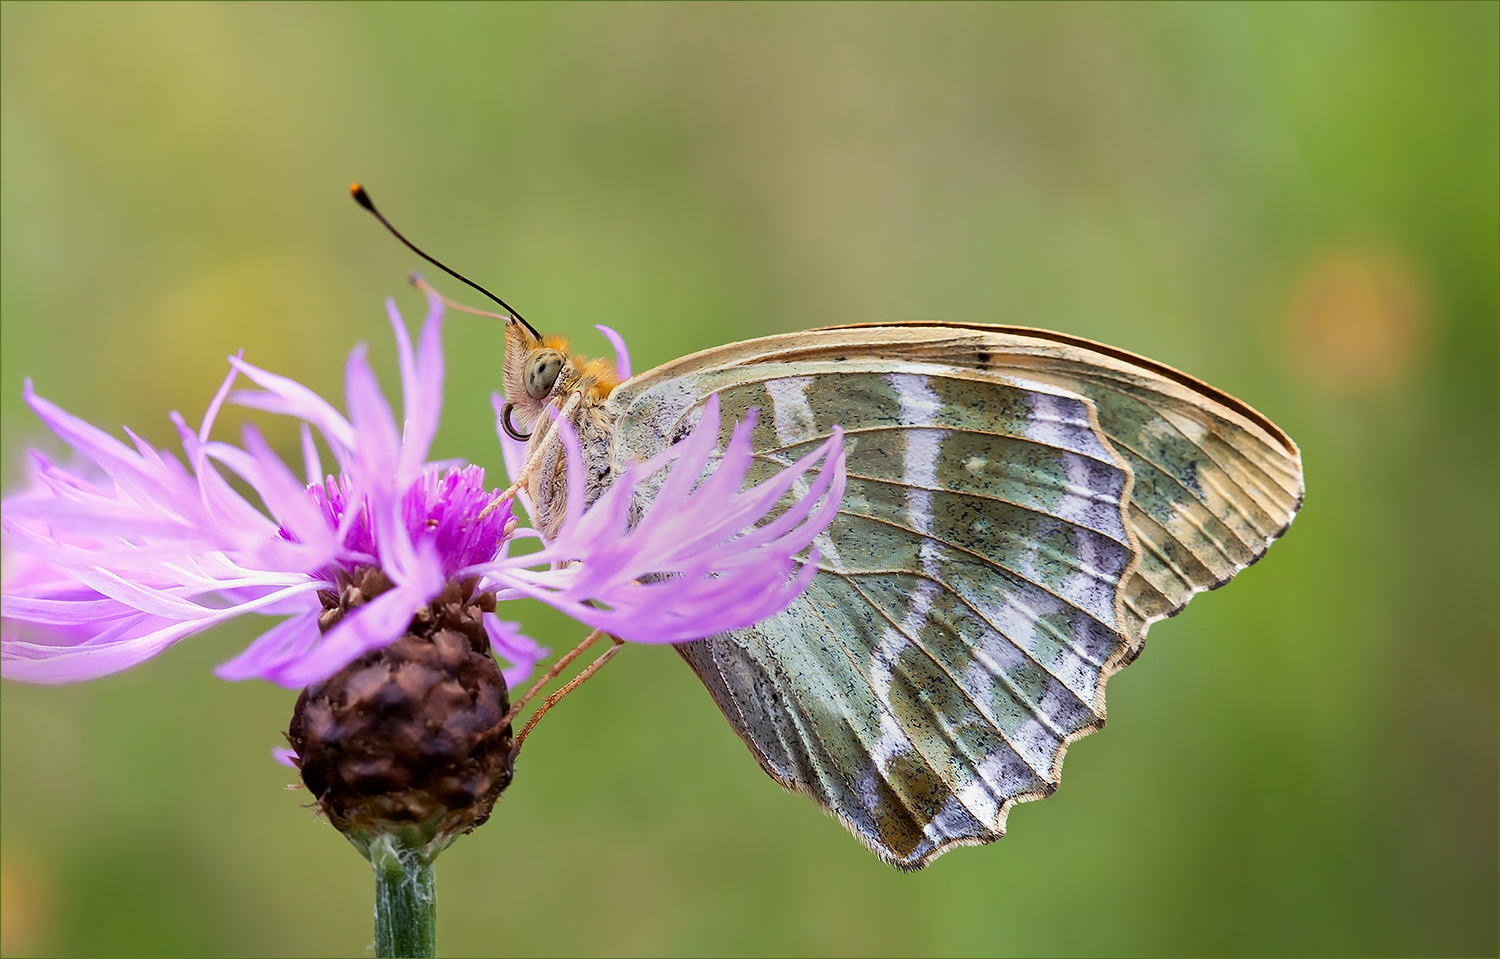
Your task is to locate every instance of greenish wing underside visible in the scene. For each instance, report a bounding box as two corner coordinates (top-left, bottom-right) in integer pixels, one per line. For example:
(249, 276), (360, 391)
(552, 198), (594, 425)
(605, 326), (1304, 869)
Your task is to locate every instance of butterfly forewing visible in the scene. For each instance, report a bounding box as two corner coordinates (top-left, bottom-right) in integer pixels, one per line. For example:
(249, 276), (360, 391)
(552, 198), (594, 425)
(600, 323), (1302, 867)
(809, 323), (1305, 647)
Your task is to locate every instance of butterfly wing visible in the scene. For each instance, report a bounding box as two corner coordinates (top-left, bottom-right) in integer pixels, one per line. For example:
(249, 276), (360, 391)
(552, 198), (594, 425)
(604, 324), (1302, 868)
(805, 323), (1306, 650)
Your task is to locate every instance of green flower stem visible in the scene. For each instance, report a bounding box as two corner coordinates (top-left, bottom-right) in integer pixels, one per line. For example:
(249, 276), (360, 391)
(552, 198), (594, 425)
(369, 836), (437, 958)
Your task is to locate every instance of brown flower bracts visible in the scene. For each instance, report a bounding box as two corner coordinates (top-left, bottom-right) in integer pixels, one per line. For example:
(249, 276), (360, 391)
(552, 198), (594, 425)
(288, 571), (514, 856)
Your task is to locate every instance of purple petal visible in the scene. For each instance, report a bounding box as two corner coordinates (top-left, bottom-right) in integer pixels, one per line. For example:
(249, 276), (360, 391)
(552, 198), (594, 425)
(482, 613), (548, 689)
(2, 580), (325, 683)
(635, 395), (725, 528)
(345, 344), (401, 487)
(167, 413), (281, 541)
(4, 494), (202, 541)
(1, 593), (138, 625)
(371, 488), (419, 585)
(474, 394), (847, 644)
(341, 344), (425, 581)
(271, 747), (300, 768)
(204, 425), (335, 556)
(389, 296), (418, 412)
(214, 608), (323, 681)
(595, 324), (632, 380)
(228, 358), (357, 454)
(262, 545), (445, 688)
(66, 566), (225, 620)
(3, 618), (188, 683)
(23, 384), (196, 515)
(300, 424), (324, 487)
(198, 356), (241, 444)
(392, 291), (445, 482)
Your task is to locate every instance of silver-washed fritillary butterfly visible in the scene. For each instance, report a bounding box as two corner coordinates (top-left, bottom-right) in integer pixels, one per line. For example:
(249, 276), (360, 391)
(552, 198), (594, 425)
(354, 185), (1304, 869)
(502, 317), (1303, 869)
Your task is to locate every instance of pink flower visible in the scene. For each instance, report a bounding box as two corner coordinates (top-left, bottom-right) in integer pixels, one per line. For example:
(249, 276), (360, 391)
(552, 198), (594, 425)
(1, 291), (845, 692)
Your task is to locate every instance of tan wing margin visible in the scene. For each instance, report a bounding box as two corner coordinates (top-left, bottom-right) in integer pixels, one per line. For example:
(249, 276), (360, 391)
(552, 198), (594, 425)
(824, 321), (1298, 454)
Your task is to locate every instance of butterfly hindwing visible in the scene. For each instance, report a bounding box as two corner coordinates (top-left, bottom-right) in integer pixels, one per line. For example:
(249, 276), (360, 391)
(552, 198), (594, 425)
(603, 324), (1302, 867)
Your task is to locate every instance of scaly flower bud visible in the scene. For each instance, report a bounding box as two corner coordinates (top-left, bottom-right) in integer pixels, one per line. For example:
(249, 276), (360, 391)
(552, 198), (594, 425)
(288, 572), (513, 857)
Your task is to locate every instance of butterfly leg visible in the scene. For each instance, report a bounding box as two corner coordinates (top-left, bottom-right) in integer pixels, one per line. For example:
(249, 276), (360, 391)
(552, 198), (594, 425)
(506, 629), (626, 761)
(500, 627), (606, 728)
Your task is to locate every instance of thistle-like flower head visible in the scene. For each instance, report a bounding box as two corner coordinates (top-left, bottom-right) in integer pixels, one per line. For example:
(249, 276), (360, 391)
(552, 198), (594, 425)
(0, 290), (846, 694)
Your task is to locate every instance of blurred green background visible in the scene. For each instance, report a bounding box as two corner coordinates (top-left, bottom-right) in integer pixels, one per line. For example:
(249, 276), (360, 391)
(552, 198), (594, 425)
(2, 3), (1495, 956)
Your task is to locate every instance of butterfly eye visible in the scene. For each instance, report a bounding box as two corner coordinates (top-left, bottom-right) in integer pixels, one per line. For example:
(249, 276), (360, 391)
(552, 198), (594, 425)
(524, 351), (564, 399)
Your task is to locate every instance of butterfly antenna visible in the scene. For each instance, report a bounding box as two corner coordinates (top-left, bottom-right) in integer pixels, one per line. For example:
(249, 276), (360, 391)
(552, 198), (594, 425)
(349, 183), (541, 339)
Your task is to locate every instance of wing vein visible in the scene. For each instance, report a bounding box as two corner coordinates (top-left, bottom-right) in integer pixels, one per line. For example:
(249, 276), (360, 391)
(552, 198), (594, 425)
(819, 508), (1123, 639)
(848, 571), (1074, 764)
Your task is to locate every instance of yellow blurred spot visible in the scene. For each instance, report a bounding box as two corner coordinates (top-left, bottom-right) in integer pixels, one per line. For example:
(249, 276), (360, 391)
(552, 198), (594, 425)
(0, 852), (51, 957)
(105, 251), (355, 448)
(1286, 250), (1433, 393)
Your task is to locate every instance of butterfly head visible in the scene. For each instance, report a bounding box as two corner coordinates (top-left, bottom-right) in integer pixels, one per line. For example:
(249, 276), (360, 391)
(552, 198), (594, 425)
(502, 317), (619, 434)
(343, 184), (621, 440)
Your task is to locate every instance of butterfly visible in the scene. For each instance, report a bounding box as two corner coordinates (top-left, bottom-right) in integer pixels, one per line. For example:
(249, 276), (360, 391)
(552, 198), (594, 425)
(352, 183), (1303, 868)
(498, 316), (1304, 869)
